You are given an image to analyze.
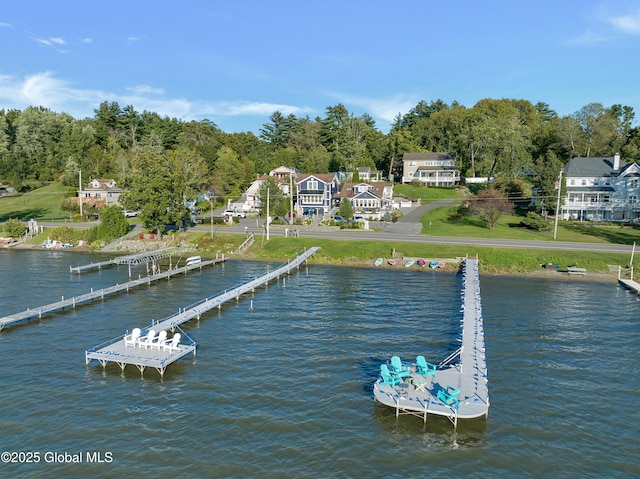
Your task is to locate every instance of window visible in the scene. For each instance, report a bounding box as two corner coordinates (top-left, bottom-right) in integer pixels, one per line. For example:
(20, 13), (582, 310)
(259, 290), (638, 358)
(581, 179), (587, 186)
(570, 179), (575, 186)
(307, 179), (318, 191)
(629, 195), (638, 204)
(409, 161), (416, 167)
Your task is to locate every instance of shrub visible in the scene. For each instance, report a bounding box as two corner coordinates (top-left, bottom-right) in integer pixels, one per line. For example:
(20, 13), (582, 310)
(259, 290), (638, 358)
(3, 218), (27, 238)
(520, 211), (550, 231)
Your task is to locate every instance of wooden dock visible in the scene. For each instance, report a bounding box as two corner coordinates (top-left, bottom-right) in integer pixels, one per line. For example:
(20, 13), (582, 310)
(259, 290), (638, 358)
(0, 257), (224, 331)
(69, 247), (188, 273)
(85, 247), (320, 377)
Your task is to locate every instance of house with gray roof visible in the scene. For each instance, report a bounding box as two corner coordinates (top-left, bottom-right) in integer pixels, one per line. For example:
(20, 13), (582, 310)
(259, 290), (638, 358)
(561, 153), (640, 222)
(402, 152), (460, 186)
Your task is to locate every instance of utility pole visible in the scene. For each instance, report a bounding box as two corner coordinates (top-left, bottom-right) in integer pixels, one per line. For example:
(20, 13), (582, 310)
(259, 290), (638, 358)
(553, 169), (563, 240)
(289, 171), (294, 225)
(78, 169), (83, 218)
(210, 196), (213, 239)
(266, 188), (270, 241)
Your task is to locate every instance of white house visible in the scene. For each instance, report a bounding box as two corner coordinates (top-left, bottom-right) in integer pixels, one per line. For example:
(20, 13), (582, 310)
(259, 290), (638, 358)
(81, 178), (123, 207)
(334, 182), (393, 216)
(561, 153), (640, 222)
(402, 152), (460, 186)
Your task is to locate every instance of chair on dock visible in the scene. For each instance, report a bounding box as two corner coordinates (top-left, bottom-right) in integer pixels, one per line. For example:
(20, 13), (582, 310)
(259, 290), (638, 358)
(379, 364), (400, 387)
(163, 333), (181, 353)
(389, 356), (410, 379)
(124, 328), (141, 347)
(138, 329), (157, 349)
(436, 386), (461, 408)
(416, 355), (436, 380)
(151, 330), (167, 350)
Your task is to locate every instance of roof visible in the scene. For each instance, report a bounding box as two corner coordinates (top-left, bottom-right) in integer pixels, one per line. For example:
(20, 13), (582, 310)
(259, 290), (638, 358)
(296, 173), (337, 184)
(564, 156), (628, 177)
(403, 152), (456, 162)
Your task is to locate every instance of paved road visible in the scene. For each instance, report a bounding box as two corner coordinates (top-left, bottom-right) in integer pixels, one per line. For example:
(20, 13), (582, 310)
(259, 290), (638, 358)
(36, 204), (636, 254)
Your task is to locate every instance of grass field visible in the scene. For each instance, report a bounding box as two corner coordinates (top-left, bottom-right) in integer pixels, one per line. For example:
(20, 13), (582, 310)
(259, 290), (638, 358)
(393, 184), (462, 203)
(0, 182), (74, 222)
(232, 236), (638, 275)
(420, 205), (640, 244)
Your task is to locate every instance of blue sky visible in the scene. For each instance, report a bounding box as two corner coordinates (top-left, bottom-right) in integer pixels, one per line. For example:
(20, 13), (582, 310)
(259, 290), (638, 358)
(1, 0), (640, 134)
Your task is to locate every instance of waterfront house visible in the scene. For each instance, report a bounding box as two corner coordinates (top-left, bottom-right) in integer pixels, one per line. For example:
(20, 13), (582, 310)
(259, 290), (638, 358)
(561, 153), (640, 222)
(402, 152), (460, 186)
(296, 173), (338, 216)
(334, 182), (393, 216)
(81, 178), (123, 207)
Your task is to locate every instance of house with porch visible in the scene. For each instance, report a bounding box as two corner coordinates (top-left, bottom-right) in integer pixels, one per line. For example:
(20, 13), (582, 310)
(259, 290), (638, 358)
(561, 153), (640, 223)
(334, 182), (393, 217)
(402, 152), (460, 186)
(81, 178), (123, 207)
(295, 173), (338, 216)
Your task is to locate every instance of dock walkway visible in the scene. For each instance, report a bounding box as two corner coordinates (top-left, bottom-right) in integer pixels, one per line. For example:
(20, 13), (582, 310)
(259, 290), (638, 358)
(619, 278), (640, 294)
(69, 247), (188, 273)
(0, 257), (223, 331)
(85, 247), (320, 376)
(373, 257), (489, 426)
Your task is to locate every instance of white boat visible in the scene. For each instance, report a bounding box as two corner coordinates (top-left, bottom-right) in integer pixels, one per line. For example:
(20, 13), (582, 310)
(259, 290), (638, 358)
(185, 255), (202, 266)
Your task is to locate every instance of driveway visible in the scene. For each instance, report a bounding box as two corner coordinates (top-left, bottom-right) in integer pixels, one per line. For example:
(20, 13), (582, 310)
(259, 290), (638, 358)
(382, 199), (458, 235)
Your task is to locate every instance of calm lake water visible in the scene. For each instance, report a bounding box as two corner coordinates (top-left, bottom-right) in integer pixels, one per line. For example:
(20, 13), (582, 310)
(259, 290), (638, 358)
(1, 250), (639, 478)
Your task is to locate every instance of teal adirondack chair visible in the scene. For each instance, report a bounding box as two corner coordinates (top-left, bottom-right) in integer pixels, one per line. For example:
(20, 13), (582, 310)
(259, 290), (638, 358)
(436, 387), (461, 408)
(416, 355), (437, 379)
(379, 364), (400, 386)
(389, 355), (410, 379)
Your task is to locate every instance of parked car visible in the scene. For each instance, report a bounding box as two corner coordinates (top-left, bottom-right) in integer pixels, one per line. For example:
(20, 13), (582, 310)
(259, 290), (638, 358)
(332, 215), (346, 224)
(124, 210), (138, 217)
(223, 209), (247, 218)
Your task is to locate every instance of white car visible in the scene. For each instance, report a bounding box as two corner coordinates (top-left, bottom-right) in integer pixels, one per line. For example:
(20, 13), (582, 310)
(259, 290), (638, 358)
(223, 210), (246, 218)
(124, 210), (138, 217)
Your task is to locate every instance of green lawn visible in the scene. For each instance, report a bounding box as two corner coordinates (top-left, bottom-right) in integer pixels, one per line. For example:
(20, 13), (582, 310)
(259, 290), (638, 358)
(420, 206), (640, 244)
(0, 182), (74, 222)
(393, 184), (462, 203)
(236, 236), (638, 274)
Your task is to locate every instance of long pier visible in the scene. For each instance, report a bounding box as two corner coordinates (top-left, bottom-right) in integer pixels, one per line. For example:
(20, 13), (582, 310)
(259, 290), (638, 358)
(69, 247), (188, 274)
(85, 247), (320, 376)
(0, 257), (224, 331)
(373, 257), (489, 426)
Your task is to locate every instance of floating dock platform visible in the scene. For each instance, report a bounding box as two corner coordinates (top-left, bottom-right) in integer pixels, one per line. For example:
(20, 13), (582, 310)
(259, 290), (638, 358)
(85, 247), (320, 376)
(373, 257), (489, 426)
(0, 257), (223, 331)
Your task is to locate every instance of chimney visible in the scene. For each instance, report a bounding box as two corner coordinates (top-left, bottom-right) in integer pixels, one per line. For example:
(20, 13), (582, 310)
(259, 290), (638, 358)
(614, 153), (620, 170)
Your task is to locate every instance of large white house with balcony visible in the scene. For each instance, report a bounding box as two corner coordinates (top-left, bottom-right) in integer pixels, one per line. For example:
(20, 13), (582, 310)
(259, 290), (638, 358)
(402, 152), (460, 186)
(561, 153), (640, 223)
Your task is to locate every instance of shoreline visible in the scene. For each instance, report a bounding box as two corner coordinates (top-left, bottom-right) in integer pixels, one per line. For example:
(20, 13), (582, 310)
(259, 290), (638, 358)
(5, 240), (621, 285)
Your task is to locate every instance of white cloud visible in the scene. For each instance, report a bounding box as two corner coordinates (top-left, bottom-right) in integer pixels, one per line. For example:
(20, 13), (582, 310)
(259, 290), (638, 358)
(32, 37), (51, 46)
(325, 91), (418, 123)
(82, 38), (93, 43)
(608, 10), (640, 35)
(220, 101), (311, 117)
(0, 22), (13, 28)
(126, 85), (165, 96)
(50, 37), (65, 45)
(566, 29), (609, 45)
(0, 71), (311, 124)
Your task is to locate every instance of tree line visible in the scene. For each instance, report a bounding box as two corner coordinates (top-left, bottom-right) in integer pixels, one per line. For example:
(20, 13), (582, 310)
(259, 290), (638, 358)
(0, 98), (638, 226)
